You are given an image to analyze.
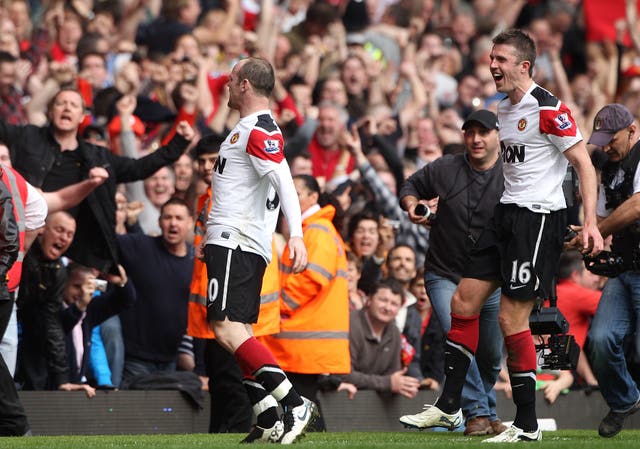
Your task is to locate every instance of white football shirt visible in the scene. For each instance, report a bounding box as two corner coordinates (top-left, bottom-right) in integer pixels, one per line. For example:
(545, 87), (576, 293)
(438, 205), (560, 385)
(205, 110), (287, 262)
(498, 83), (583, 212)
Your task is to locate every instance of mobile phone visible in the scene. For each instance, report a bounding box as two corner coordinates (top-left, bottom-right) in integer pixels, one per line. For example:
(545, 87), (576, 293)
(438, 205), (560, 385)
(415, 204), (436, 221)
(95, 279), (108, 292)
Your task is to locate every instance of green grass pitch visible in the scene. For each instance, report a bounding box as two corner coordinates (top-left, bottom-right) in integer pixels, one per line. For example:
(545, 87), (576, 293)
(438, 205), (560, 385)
(1, 431), (640, 449)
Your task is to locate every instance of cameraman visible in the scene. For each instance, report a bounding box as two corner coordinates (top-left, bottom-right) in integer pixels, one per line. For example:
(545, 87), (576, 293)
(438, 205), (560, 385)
(574, 104), (640, 438)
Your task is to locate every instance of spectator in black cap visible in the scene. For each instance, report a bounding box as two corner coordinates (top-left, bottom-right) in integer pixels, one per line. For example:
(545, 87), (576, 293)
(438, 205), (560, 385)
(400, 109), (507, 437)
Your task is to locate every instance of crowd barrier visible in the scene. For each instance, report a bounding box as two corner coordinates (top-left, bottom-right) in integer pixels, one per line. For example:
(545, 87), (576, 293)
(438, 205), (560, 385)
(18, 389), (640, 435)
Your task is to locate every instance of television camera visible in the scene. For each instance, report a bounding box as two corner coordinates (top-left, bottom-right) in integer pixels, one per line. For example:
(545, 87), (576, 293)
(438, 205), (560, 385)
(528, 221), (580, 371)
(529, 278), (580, 371)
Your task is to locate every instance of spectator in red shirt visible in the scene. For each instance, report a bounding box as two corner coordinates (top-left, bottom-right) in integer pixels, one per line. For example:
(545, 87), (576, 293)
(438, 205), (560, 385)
(307, 101), (355, 188)
(553, 250), (601, 387)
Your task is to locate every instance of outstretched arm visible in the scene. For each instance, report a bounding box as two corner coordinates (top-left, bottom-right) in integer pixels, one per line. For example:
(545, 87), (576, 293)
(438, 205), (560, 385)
(43, 167), (109, 213)
(564, 142), (603, 255)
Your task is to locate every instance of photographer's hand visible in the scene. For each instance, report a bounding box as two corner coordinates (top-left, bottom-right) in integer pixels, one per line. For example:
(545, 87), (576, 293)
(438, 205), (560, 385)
(563, 224), (582, 251)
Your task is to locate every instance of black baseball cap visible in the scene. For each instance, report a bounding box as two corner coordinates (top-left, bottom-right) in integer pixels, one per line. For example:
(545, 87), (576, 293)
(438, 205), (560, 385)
(462, 110), (499, 131)
(588, 104), (634, 147)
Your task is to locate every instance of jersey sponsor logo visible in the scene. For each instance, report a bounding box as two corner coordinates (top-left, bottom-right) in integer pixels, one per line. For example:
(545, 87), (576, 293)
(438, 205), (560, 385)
(554, 113), (572, 131)
(230, 132), (240, 144)
(501, 142), (526, 163)
(263, 139), (281, 154)
(517, 118), (527, 131)
(214, 156), (227, 174)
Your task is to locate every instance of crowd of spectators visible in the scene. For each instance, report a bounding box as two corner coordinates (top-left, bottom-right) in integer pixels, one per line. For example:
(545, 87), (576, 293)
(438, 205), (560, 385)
(1, 0), (640, 432)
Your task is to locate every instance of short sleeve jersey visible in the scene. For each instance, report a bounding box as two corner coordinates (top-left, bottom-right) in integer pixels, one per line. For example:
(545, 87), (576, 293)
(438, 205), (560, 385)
(205, 110), (283, 262)
(498, 82), (583, 212)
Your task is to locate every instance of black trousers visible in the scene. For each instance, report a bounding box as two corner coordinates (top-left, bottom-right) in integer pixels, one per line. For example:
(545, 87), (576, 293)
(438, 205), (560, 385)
(205, 339), (252, 433)
(0, 299), (29, 436)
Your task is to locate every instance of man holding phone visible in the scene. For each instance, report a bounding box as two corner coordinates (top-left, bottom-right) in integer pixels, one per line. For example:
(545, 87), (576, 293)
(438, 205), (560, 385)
(399, 110), (507, 436)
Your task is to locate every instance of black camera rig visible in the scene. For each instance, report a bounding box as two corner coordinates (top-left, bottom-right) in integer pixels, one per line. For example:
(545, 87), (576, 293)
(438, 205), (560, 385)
(583, 250), (639, 278)
(528, 167), (582, 370)
(528, 278), (580, 370)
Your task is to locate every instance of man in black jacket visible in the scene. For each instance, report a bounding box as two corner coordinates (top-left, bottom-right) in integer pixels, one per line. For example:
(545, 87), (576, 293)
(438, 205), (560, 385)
(399, 110), (507, 436)
(17, 211), (77, 391)
(0, 88), (194, 274)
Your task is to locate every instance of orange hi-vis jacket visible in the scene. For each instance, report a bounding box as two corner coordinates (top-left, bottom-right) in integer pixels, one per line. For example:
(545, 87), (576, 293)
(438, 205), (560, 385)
(187, 188), (280, 338)
(263, 205), (350, 374)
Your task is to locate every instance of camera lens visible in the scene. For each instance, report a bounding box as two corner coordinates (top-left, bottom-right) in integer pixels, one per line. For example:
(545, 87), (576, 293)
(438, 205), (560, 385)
(415, 204), (429, 216)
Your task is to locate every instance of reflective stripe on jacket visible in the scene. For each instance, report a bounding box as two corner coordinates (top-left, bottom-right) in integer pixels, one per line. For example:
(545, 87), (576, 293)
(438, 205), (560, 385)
(2, 165), (28, 292)
(263, 205), (350, 374)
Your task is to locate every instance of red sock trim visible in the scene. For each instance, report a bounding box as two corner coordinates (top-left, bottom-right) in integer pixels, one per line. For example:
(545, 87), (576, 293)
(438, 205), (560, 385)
(234, 336), (280, 377)
(505, 329), (536, 372)
(448, 313), (480, 353)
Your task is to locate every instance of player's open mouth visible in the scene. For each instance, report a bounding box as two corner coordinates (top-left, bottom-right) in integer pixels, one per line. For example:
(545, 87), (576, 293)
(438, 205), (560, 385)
(493, 73), (504, 81)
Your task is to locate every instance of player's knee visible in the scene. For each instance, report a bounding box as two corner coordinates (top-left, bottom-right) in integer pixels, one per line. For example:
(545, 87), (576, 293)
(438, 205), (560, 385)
(451, 290), (477, 316)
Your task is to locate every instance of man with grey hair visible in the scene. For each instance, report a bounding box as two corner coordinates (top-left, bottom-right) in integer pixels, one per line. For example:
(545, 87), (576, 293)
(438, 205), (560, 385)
(307, 101), (354, 188)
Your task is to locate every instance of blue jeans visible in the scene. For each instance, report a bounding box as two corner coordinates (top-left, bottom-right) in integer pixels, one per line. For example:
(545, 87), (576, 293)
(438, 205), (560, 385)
(425, 271), (503, 421)
(100, 316), (125, 388)
(588, 272), (640, 412)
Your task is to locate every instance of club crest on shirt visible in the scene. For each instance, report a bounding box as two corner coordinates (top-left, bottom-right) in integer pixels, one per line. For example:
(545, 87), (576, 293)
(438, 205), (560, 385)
(517, 118), (527, 131)
(554, 113), (572, 131)
(263, 139), (281, 154)
(230, 132), (240, 144)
